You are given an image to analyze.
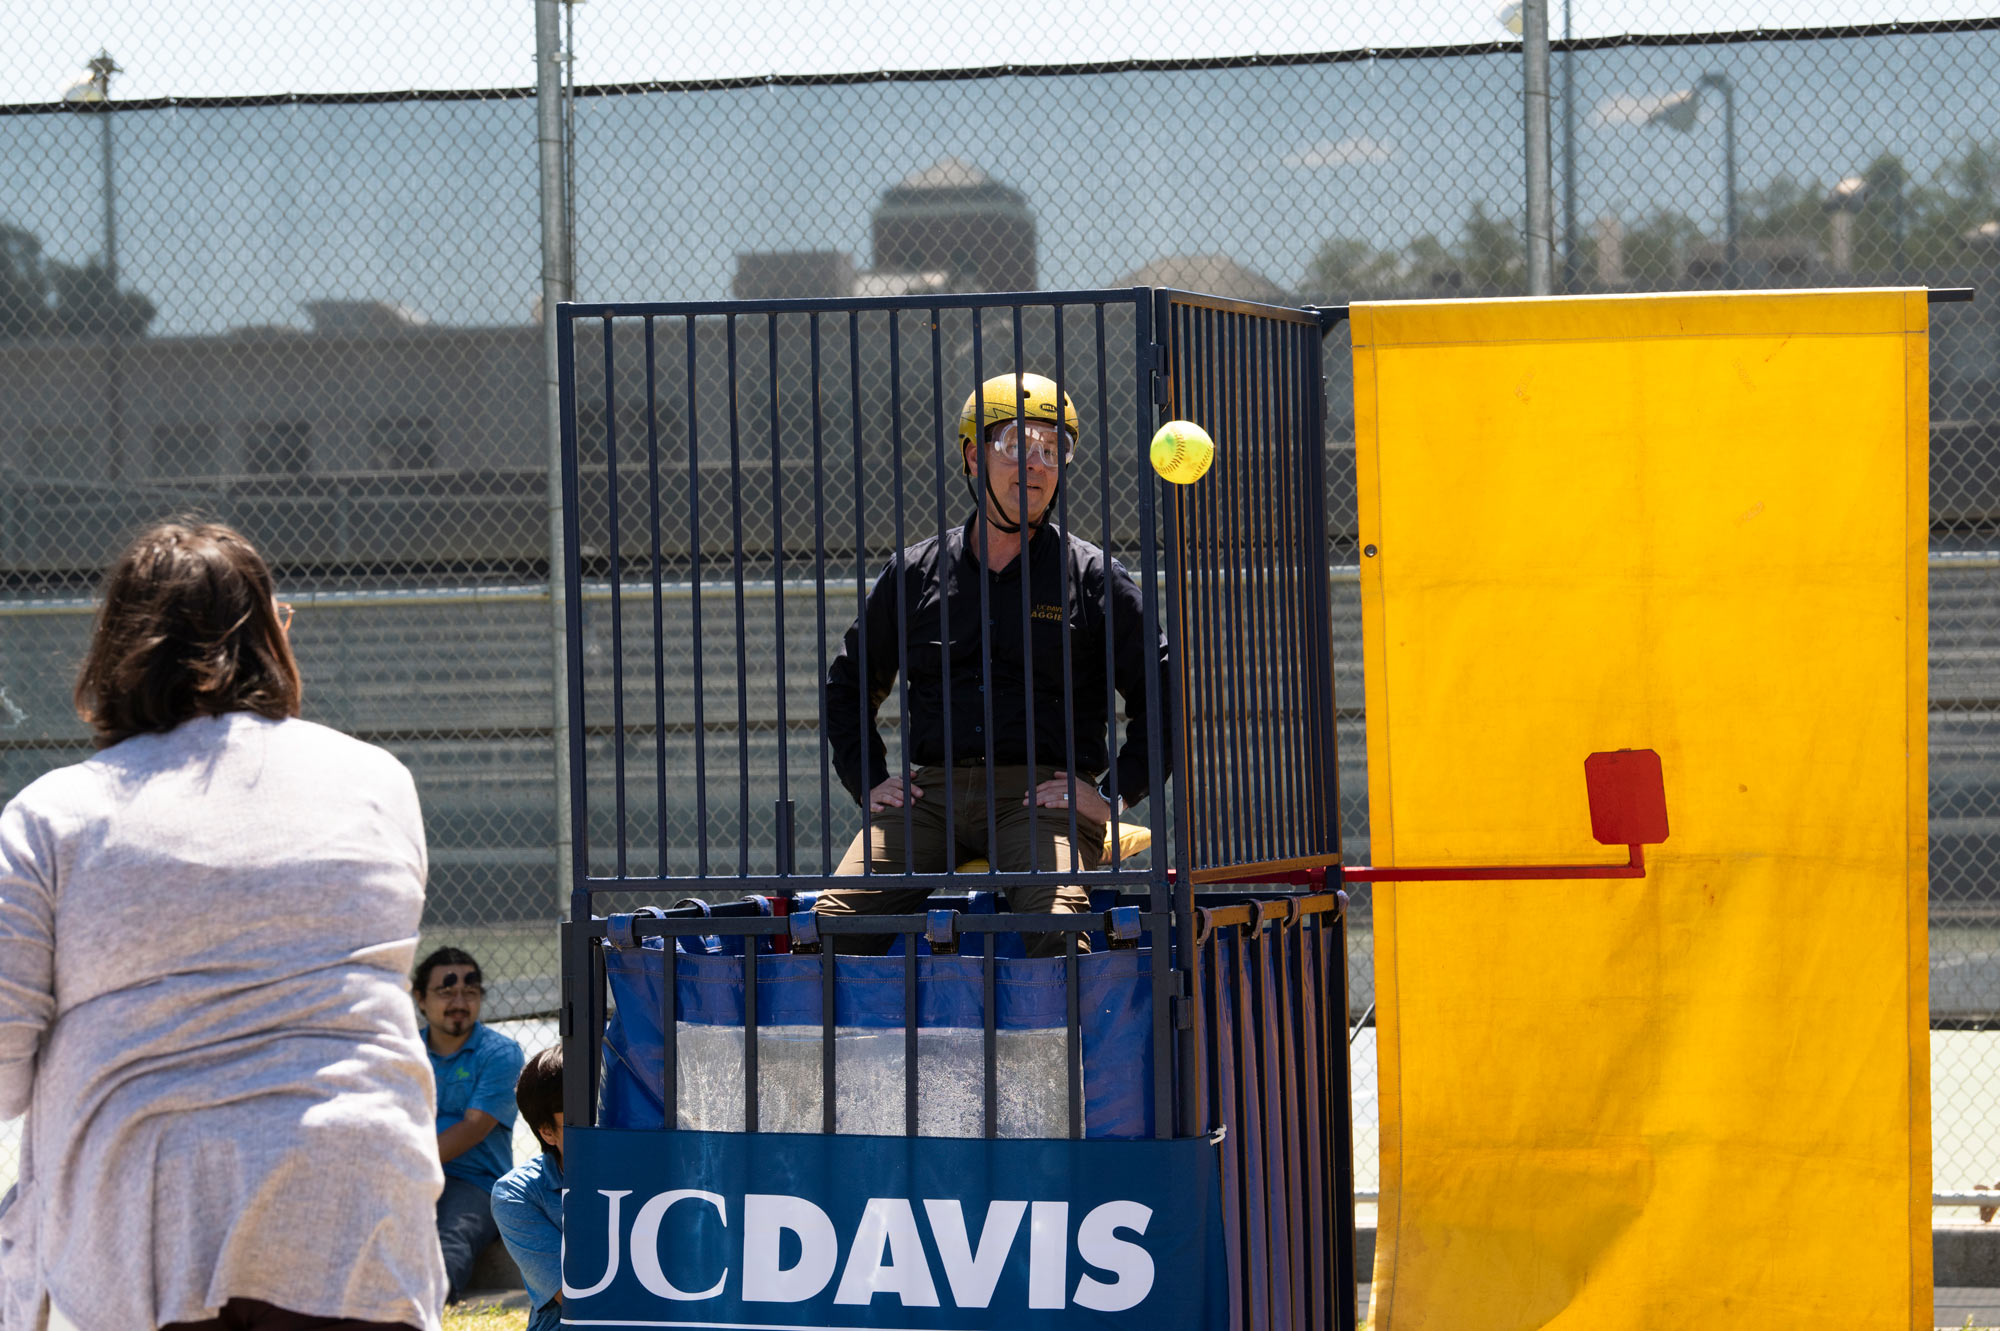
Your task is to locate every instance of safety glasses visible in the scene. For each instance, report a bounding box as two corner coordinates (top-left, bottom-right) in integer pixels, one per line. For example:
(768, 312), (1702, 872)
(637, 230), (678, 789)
(989, 419), (1076, 468)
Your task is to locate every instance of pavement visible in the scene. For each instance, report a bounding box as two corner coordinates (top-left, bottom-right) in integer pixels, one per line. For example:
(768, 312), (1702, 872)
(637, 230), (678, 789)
(1939, 1287), (2000, 1327)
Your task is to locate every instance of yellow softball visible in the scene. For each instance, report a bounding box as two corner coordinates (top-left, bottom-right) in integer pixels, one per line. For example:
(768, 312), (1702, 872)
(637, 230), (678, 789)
(1149, 420), (1215, 485)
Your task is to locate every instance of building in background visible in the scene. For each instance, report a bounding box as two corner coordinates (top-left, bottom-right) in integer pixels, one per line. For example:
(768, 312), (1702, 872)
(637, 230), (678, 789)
(872, 158), (1036, 294)
(730, 159), (1036, 300)
(731, 252), (856, 301)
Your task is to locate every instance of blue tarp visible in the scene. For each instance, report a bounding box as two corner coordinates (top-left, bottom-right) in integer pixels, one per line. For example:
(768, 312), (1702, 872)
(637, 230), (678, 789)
(599, 941), (1158, 1139)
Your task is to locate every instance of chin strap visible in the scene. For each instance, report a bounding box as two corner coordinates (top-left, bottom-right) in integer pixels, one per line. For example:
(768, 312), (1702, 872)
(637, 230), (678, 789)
(965, 467), (1060, 536)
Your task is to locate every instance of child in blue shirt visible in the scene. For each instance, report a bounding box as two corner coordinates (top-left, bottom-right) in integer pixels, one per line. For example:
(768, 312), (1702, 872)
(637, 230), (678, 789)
(492, 1045), (565, 1331)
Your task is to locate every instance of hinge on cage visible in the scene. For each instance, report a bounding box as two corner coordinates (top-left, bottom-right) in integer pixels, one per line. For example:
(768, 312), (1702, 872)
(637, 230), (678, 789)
(1149, 343), (1170, 406)
(1167, 971), (1194, 1030)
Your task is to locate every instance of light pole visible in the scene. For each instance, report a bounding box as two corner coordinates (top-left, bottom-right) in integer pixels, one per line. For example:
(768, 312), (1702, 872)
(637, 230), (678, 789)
(1646, 71), (1737, 288)
(1825, 175), (1866, 275)
(62, 52), (121, 292)
(62, 50), (126, 479)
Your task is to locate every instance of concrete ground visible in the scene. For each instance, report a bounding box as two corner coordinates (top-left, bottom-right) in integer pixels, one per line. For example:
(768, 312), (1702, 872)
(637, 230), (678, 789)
(1939, 1287), (2000, 1327)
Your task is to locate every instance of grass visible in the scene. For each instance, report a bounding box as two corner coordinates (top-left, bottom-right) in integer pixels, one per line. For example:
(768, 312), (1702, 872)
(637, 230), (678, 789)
(442, 1303), (527, 1331)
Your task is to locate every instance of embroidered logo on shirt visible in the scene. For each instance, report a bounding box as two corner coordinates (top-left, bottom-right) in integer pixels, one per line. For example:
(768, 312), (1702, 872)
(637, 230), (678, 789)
(1031, 604), (1063, 623)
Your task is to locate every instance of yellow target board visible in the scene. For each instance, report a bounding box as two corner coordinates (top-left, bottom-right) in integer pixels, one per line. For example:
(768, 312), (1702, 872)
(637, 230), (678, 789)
(1354, 290), (1929, 1330)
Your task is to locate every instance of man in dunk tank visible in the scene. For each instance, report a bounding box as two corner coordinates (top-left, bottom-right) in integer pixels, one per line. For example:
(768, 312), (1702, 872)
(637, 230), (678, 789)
(816, 371), (1173, 957)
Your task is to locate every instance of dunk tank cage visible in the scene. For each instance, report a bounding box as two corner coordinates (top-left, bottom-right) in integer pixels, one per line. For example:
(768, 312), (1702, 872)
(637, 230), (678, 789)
(555, 288), (1348, 1330)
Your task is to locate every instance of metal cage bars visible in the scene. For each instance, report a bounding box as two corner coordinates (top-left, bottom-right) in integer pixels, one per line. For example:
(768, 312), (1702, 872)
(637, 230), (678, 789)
(557, 288), (1347, 904)
(1159, 290), (1345, 884)
(556, 290), (1174, 903)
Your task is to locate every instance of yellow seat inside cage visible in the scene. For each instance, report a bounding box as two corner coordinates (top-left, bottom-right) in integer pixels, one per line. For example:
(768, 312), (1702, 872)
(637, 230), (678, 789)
(955, 820), (1152, 875)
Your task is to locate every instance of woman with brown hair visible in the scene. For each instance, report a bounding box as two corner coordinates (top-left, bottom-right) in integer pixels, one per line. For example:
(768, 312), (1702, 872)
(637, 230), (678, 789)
(0, 520), (446, 1330)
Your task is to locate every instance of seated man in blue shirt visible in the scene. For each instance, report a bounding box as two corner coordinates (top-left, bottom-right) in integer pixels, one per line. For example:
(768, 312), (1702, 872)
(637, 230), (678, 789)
(416, 946), (526, 1302)
(492, 1046), (565, 1331)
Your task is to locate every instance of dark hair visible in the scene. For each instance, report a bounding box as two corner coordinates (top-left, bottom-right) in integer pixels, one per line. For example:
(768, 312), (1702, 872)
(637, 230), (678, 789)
(73, 519), (302, 749)
(413, 946), (481, 994)
(516, 1045), (564, 1157)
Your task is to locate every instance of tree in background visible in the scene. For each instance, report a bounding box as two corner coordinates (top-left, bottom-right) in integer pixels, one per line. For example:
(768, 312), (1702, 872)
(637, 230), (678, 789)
(1907, 142), (2000, 270)
(1302, 140), (2000, 302)
(1738, 173), (1826, 247)
(1301, 203), (1526, 301)
(1845, 153), (1916, 274)
(0, 219), (156, 340)
(1398, 232), (1461, 293)
(0, 224), (53, 339)
(1614, 209), (1706, 287)
(1456, 202), (1525, 293)
(50, 259), (155, 339)
(1303, 236), (1403, 298)
(1733, 146), (1998, 276)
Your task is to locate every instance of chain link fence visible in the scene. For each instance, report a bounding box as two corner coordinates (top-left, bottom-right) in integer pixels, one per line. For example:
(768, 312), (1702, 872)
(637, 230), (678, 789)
(6, 0), (2000, 1217)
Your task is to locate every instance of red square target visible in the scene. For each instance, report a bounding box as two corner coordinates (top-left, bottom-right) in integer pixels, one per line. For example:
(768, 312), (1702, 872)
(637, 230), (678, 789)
(1584, 749), (1669, 846)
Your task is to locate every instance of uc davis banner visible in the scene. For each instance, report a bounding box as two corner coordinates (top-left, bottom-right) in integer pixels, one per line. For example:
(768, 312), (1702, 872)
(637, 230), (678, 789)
(561, 1127), (1226, 1329)
(1353, 290), (1930, 1330)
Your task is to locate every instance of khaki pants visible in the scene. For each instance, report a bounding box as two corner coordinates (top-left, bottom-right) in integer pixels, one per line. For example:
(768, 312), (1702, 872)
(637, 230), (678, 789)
(818, 764), (1099, 958)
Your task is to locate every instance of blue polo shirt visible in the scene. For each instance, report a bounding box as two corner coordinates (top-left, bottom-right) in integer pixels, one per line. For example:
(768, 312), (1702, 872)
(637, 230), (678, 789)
(493, 1151), (563, 1331)
(426, 1021), (525, 1190)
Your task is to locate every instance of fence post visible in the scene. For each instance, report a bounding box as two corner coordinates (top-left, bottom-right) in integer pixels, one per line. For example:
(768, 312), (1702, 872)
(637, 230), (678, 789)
(537, 0), (577, 916)
(1520, 0), (1556, 295)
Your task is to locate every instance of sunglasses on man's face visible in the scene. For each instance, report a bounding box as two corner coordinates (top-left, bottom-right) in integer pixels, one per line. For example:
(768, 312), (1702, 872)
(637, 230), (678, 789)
(429, 973), (484, 998)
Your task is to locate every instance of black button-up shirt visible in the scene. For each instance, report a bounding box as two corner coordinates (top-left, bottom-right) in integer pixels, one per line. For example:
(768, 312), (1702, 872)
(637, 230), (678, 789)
(825, 515), (1174, 807)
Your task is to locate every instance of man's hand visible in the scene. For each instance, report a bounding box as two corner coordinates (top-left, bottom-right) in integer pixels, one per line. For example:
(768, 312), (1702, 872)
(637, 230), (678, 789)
(1025, 773), (1114, 824)
(867, 774), (925, 813)
(437, 1108), (499, 1163)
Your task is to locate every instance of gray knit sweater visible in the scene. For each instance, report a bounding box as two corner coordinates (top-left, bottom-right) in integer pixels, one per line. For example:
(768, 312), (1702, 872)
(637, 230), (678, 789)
(0, 713), (446, 1330)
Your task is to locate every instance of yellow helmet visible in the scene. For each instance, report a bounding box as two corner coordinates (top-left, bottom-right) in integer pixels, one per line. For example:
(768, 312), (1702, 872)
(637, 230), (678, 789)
(957, 373), (1080, 452)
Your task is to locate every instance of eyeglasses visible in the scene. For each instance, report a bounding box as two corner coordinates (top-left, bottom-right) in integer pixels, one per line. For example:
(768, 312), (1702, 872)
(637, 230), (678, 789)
(990, 420), (1075, 468)
(429, 975), (484, 998)
(274, 601), (295, 632)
